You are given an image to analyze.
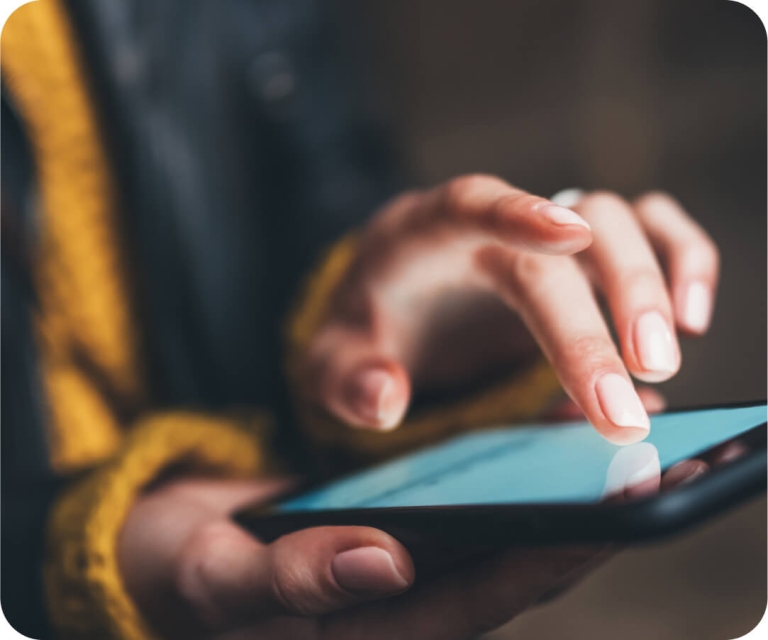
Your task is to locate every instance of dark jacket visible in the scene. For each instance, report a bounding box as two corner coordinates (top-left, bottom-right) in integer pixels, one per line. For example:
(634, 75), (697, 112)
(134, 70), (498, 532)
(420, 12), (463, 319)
(2, 1), (401, 636)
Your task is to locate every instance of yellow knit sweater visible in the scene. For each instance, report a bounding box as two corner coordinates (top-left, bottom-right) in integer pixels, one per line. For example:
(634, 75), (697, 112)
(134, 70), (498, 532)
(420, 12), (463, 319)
(1, 2), (561, 638)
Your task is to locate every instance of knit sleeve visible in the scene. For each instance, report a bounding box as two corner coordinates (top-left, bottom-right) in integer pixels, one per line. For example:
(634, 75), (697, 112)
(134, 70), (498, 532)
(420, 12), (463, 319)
(44, 412), (271, 640)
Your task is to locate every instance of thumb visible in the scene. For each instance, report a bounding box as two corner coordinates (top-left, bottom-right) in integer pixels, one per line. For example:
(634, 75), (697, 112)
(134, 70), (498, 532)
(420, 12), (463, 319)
(176, 522), (414, 631)
(304, 323), (412, 431)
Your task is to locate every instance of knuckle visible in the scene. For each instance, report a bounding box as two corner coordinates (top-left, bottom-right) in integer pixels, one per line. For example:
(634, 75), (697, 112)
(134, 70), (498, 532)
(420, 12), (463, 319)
(700, 237), (720, 270)
(510, 253), (575, 289)
(561, 335), (619, 372)
(271, 565), (314, 615)
(618, 268), (665, 295)
(443, 174), (501, 214)
(484, 193), (526, 228)
(508, 252), (548, 285)
(270, 544), (330, 616)
(634, 190), (677, 211)
(500, 254), (585, 308)
(491, 192), (540, 222)
(373, 189), (420, 221)
(582, 190), (627, 212)
(680, 237), (720, 276)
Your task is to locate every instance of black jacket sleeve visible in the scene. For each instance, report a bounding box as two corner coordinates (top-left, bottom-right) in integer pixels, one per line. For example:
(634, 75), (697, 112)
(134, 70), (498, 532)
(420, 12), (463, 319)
(1, 95), (61, 640)
(62, 0), (406, 418)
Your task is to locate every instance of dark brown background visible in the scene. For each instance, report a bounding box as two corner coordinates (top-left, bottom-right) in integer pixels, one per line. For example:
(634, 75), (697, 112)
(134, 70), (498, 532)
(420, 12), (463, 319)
(336, 1), (767, 638)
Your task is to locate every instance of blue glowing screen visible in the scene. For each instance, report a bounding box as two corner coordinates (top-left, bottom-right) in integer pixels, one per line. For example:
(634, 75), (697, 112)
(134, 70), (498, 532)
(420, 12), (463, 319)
(278, 404), (766, 511)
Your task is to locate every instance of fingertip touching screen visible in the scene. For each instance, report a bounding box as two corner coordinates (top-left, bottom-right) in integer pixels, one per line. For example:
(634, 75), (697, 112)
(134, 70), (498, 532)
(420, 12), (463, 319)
(278, 404), (767, 512)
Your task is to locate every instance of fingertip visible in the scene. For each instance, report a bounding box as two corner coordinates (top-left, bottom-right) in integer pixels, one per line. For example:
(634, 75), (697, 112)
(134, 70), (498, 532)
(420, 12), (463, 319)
(342, 363), (410, 431)
(265, 526), (416, 616)
(331, 546), (411, 596)
(533, 202), (593, 254)
(600, 425), (651, 446)
(492, 198), (592, 255)
(593, 373), (651, 445)
(537, 203), (591, 232)
(537, 227), (593, 256)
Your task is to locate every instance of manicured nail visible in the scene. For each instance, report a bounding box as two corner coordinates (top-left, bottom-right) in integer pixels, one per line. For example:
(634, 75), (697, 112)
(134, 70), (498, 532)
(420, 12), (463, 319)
(683, 281), (712, 333)
(332, 547), (410, 596)
(549, 188), (586, 209)
(635, 311), (678, 374)
(346, 368), (401, 430)
(537, 203), (591, 230)
(595, 373), (650, 431)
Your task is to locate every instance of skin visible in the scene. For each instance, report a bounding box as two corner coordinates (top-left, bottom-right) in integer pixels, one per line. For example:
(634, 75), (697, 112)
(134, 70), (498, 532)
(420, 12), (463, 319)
(300, 179), (719, 444)
(119, 179), (720, 638)
(119, 474), (604, 640)
(120, 391), (740, 639)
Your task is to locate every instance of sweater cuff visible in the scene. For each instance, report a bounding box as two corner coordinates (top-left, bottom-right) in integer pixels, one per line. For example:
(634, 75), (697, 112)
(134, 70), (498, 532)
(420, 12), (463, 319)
(44, 412), (270, 640)
(286, 234), (563, 468)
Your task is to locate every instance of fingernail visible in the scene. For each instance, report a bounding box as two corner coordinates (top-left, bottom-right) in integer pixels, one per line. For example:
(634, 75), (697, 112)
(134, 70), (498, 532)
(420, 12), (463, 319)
(595, 373), (650, 431)
(537, 203), (591, 230)
(549, 188), (586, 209)
(346, 368), (401, 430)
(332, 547), (410, 596)
(635, 311), (678, 374)
(683, 281), (712, 333)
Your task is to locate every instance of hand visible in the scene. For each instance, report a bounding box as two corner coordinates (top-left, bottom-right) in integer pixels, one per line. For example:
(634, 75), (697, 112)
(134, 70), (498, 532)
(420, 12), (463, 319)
(119, 476), (603, 639)
(301, 177), (719, 444)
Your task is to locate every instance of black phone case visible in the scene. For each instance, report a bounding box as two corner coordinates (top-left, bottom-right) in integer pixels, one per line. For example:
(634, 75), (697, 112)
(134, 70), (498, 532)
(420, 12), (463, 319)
(235, 402), (766, 548)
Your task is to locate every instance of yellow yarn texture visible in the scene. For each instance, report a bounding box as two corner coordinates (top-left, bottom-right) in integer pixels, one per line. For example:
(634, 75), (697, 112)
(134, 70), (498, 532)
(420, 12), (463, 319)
(3, 4), (269, 639)
(2, 0), (141, 472)
(2, 2), (561, 639)
(45, 414), (265, 640)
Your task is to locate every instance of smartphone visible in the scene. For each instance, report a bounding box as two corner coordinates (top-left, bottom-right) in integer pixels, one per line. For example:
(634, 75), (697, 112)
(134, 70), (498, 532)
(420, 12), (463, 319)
(235, 401), (766, 548)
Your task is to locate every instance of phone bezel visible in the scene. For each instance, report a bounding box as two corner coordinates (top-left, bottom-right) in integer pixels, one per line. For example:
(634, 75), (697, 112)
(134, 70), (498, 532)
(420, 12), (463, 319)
(235, 400), (767, 546)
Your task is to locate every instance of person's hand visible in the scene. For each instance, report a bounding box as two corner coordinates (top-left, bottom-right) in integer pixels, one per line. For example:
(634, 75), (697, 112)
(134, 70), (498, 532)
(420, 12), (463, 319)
(119, 476), (603, 639)
(300, 177), (719, 444)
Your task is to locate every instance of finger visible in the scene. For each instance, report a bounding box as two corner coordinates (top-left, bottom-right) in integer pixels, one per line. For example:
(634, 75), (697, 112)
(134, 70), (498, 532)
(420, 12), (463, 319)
(636, 386), (667, 413)
(707, 441), (749, 466)
(323, 546), (601, 640)
(574, 192), (681, 383)
(602, 442), (661, 500)
(477, 249), (650, 444)
(175, 523), (414, 632)
(545, 386), (666, 420)
(661, 459), (709, 489)
(303, 322), (411, 430)
(411, 175), (592, 255)
(633, 192), (720, 335)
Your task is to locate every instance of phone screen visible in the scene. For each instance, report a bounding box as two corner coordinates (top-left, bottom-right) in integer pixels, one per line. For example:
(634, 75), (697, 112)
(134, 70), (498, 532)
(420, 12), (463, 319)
(277, 404), (766, 512)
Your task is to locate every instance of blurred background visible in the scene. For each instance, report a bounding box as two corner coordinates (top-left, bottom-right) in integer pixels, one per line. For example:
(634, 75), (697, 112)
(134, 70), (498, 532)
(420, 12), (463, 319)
(334, 0), (766, 638)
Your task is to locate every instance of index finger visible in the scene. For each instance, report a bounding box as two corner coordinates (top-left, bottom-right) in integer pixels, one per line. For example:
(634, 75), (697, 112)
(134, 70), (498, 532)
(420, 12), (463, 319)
(406, 175), (593, 255)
